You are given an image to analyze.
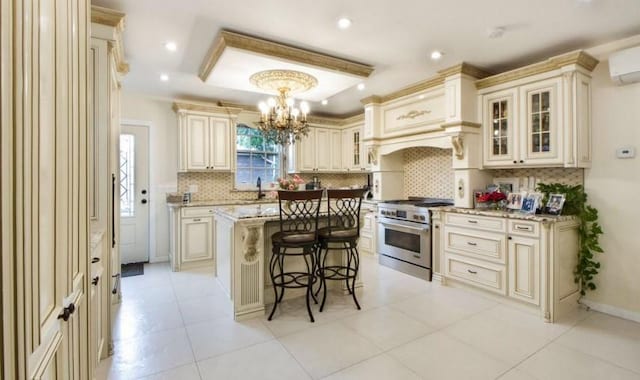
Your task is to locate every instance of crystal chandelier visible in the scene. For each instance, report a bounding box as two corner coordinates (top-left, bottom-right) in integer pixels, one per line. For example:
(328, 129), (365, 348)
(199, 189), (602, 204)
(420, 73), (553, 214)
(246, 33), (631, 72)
(250, 70), (318, 146)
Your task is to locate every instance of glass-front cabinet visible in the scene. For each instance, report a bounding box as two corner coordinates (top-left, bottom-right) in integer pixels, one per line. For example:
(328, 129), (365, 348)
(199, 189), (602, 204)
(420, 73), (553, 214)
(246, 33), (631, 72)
(483, 88), (517, 166)
(519, 78), (562, 165)
(482, 77), (562, 167)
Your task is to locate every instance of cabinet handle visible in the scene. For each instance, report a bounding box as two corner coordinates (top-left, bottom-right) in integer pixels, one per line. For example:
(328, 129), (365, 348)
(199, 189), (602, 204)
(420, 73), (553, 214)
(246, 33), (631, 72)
(435, 225), (439, 229)
(519, 160), (524, 163)
(57, 302), (76, 322)
(467, 220), (478, 224)
(467, 242), (477, 246)
(508, 236), (513, 240)
(193, 218), (201, 222)
(515, 226), (530, 230)
(467, 269), (477, 274)
(91, 257), (100, 263)
(513, 160), (517, 164)
(92, 276), (100, 286)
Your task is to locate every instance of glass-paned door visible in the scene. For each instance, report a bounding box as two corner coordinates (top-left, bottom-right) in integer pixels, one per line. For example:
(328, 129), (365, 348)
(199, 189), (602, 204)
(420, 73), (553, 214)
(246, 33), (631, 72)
(483, 88), (517, 166)
(120, 134), (135, 217)
(530, 91), (551, 153)
(520, 77), (562, 165)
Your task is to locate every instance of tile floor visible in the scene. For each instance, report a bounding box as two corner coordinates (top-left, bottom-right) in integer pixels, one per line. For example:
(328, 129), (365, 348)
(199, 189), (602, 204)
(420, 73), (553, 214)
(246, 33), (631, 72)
(96, 255), (640, 380)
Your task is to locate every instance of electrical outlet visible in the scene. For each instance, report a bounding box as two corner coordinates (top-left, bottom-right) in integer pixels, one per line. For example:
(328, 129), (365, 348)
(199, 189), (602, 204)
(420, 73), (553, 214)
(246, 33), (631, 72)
(616, 146), (635, 159)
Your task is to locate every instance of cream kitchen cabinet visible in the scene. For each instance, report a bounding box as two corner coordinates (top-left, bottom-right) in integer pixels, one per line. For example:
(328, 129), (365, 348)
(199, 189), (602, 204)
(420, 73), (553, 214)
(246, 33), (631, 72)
(359, 208), (377, 255)
(168, 206), (216, 271)
(433, 209), (580, 322)
(478, 51), (597, 168)
(342, 126), (368, 172)
(174, 102), (242, 172)
(288, 127), (343, 173)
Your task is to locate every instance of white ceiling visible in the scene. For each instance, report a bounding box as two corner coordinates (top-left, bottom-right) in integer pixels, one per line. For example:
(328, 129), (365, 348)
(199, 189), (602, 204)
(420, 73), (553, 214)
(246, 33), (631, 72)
(93, 0), (640, 116)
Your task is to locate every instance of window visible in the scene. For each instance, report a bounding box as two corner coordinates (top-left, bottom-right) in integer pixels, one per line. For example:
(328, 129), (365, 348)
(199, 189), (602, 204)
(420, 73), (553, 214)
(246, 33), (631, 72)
(235, 125), (282, 190)
(120, 133), (135, 217)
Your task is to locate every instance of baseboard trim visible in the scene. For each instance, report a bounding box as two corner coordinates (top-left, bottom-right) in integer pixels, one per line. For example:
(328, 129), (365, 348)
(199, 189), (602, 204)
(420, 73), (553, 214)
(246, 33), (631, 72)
(149, 256), (169, 264)
(580, 299), (640, 323)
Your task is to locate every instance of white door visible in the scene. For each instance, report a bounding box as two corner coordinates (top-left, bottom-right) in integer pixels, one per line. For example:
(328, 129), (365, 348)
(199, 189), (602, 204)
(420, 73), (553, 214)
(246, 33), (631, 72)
(119, 124), (150, 263)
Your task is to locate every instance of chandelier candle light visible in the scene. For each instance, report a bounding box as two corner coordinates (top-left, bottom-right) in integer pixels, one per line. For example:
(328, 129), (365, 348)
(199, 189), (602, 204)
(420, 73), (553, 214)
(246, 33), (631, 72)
(251, 70), (318, 146)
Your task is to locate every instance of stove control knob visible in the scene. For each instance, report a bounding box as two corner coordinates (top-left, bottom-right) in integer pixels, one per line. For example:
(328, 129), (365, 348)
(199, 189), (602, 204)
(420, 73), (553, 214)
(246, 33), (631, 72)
(420, 215), (426, 221)
(413, 215), (419, 220)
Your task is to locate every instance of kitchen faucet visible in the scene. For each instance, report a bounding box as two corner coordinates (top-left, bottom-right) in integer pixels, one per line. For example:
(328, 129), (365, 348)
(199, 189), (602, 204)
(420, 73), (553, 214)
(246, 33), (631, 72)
(257, 177), (265, 200)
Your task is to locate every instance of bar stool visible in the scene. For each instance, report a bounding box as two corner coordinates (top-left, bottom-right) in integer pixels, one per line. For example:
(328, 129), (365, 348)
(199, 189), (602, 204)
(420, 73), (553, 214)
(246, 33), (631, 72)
(268, 189), (323, 322)
(316, 188), (365, 312)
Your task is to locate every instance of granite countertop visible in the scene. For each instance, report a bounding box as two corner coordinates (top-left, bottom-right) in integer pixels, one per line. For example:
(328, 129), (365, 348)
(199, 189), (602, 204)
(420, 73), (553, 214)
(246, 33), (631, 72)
(433, 206), (577, 223)
(168, 197), (378, 210)
(215, 201), (376, 222)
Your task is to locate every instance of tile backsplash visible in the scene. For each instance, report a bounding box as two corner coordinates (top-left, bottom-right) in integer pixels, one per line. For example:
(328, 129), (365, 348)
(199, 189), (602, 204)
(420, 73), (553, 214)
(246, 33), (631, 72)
(403, 147), (455, 199)
(177, 172), (368, 201)
(486, 167), (584, 189)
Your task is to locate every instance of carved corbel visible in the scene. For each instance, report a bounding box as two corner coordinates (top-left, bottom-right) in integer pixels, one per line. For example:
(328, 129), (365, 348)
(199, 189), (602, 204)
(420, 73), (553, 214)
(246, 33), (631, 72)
(367, 145), (378, 165)
(241, 225), (261, 262)
(451, 135), (464, 159)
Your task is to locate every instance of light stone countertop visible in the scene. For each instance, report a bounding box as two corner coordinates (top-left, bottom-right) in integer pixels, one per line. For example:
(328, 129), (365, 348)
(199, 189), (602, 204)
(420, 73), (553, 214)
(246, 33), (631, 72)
(215, 201), (376, 223)
(433, 206), (577, 223)
(168, 197), (378, 211)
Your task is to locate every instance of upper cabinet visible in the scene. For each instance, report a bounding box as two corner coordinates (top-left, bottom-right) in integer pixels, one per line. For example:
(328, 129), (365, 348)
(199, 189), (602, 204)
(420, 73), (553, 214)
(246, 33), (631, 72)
(288, 127), (341, 173)
(342, 126), (369, 172)
(174, 102), (242, 172)
(478, 51), (598, 168)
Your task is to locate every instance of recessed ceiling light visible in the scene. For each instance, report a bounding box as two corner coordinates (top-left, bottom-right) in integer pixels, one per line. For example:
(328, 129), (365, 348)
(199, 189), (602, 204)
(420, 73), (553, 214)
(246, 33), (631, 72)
(160, 73), (169, 81)
(164, 41), (177, 52)
(321, 99), (328, 105)
(357, 83), (365, 91)
(337, 18), (352, 29)
(430, 50), (443, 60)
(418, 94), (425, 99)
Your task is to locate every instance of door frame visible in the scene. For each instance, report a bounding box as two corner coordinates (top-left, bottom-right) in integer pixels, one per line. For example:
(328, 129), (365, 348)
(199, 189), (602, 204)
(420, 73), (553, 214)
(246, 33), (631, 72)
(119, 119), (151, 264)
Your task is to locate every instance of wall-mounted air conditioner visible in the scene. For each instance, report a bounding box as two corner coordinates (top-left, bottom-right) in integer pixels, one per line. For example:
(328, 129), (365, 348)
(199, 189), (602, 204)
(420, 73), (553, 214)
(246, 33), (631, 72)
(609, 45), (640, 85)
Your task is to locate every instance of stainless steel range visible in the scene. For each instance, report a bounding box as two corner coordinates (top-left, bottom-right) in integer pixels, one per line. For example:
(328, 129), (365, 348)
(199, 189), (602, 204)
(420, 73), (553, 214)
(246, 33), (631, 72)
(377, 197), (454, 281)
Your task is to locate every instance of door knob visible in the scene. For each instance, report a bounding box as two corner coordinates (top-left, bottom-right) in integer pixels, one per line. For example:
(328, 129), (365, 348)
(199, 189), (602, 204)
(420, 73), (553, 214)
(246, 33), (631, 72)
(141, 199), (148, 204)
(91, 257), (100, 263)
(141, 189), (147, 195)
(57, 302), (76, 322)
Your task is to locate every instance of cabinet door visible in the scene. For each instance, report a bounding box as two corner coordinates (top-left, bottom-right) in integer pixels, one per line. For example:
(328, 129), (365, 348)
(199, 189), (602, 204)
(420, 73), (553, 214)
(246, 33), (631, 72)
(297, 129), (316, 171)
(483, 88), (518, 167)
(330, 129), (343, 171)
(185, 115), (210, 170)
(519, 78), (563, 165)
(352, 128), (362, 170)
(209, 116), (231, 170)
(315, 128), (331, 171)
(181, 217), (214, 263)
(508, 236), (540, 305)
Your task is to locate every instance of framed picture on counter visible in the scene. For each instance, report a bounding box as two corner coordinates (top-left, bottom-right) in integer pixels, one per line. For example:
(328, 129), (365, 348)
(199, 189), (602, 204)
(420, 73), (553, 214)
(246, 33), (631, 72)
(506, 191), (525, 210)
(546, 193), (566, 215)
(521, 192), (543, 214)
(493, 177), (519, 194)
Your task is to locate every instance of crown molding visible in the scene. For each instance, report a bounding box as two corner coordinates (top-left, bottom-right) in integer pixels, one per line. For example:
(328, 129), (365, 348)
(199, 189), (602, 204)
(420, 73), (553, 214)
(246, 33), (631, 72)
(91, 5), (125, 28)
(476, 50), (599, 89)
(172, 100), (243, 116)
(198, 30), (375, 83)
(437, 62), (492, 79)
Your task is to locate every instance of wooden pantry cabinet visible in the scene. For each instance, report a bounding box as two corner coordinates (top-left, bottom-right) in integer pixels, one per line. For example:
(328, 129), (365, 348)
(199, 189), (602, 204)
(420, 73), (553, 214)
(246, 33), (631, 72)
(432, 210), (581, 322)
(173, 102), (243, 172)
(478, 51), (598, 168)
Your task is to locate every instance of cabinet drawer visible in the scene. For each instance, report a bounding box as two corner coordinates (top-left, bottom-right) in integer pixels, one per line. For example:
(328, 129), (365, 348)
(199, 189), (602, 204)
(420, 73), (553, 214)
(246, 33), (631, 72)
(444, 227), (506, 264)
(181, 206), (216, 217)
(445, 213), (506, 232)
(508, 220), (540, 237)
(445, 254), (506, 295)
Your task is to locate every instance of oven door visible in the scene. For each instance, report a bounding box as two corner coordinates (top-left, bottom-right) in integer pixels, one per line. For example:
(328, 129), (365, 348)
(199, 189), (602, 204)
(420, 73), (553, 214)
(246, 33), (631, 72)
(377, 217), (431, 268)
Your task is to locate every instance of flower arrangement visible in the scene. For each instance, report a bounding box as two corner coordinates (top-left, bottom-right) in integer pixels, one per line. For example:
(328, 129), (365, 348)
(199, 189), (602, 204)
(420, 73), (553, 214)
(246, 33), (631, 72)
(275, 174), (305, 191)
(476, 190), (506, 203)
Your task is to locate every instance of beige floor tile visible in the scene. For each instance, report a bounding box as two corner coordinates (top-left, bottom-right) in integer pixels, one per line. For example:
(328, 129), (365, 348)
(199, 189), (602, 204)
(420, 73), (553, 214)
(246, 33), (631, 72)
(186, 316), (274, 360)
(322, 353), (421, 380)
(178, 295), (231, 326)
(105, 328), (194, 379)
(517, 342), (640, 380)
(340, 306), (434, 350)
(556, 311), (640, 373)
(443, 305), (562, 365)
(388, 331), (510, 380)
(120, 283), (177, 306)
(279, 321), (382, 379)
(496, 368), (538, 380)
(390, 292), (493, 329)
(139, 363), (201, 380)
(197, 340), (310, 380)
(112, 300), (184, 341)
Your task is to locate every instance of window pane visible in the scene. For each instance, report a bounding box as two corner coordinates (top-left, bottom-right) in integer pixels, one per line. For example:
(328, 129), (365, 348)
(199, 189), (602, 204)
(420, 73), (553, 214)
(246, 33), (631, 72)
(119, 134), (135, 217)
(235, 125), (282, 188)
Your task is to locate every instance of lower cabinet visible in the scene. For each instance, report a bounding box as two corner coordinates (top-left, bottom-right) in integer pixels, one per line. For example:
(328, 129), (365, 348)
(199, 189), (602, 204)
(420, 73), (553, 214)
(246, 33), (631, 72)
(169, 206), (216, 271)
(359, 210), (377, 255)
(433, 210), (580, 322)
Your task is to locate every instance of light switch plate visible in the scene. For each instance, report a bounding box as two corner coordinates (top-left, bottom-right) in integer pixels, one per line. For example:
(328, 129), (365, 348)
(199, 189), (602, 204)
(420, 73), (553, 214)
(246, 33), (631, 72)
(616, 146), (635, 159)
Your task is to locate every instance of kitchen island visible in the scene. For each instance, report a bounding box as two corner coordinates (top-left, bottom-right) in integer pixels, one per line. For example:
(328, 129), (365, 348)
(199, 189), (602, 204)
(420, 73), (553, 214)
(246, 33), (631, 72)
(213, 201), (376, 320)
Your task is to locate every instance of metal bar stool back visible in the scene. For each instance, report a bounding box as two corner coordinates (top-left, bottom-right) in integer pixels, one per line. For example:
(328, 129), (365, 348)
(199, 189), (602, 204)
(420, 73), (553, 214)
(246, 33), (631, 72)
(268, 189), (323, 322)
(316, 188), (366, 312)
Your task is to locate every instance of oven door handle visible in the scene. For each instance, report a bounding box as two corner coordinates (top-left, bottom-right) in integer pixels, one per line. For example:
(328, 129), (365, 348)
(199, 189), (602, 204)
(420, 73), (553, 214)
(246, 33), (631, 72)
(379, 220), (429, 233)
